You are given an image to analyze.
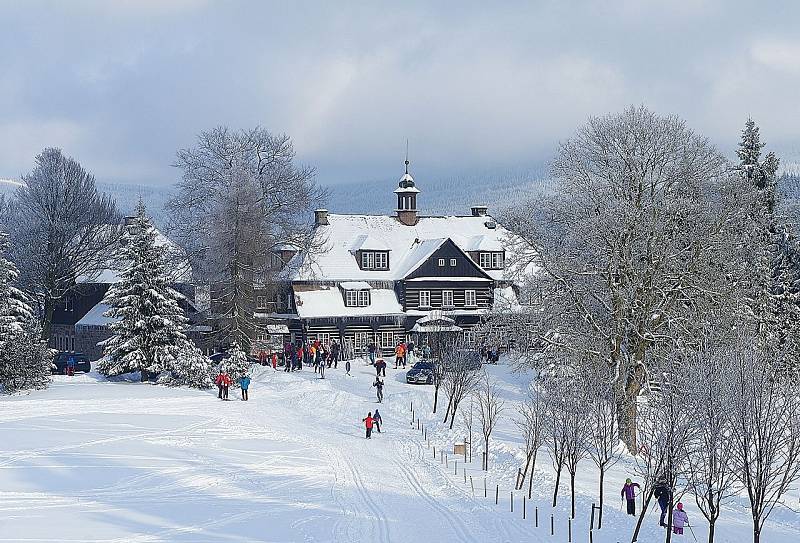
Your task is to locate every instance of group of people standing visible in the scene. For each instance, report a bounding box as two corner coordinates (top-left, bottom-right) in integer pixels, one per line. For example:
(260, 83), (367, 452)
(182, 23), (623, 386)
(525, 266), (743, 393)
(214, 369), (251, 401)
(281, 339), (341, 374)
(621, 478), (691, 536)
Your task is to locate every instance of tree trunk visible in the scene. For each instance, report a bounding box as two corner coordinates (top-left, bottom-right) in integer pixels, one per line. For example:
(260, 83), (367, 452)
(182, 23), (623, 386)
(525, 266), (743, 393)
(753, 516), (760, 543)
(665, 500), (674, 543)
(630, 489), (653, 543)
(552, 463), (562, 507)
(708, 520), (715, 543)
(598, 467), (605, 529)
(442, 394), (453, 424)
(448, 398), (462, 429)
(518, 452), (533, 490)
(433, 384), (440, 413)
(42, 296), (55, 342)
(528, 450), (538, 499)
(617, 379), (642, 452)
(570, 471), (576, 519)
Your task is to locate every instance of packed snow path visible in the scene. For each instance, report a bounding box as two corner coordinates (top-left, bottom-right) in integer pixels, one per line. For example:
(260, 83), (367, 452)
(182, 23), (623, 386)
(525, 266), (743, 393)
(0, 363), (544, 542)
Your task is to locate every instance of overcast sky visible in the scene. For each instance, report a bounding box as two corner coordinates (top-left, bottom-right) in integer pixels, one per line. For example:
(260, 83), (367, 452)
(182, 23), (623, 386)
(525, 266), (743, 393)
(1, 0), (799, 187)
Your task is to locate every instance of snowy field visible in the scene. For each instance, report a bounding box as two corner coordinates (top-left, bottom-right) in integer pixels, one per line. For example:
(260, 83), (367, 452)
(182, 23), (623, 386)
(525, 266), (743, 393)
(1, 360), (798, 542)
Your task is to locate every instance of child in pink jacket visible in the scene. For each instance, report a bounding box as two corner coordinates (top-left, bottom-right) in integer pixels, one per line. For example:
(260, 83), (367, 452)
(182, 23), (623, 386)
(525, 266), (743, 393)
(672, 502), (689, 535)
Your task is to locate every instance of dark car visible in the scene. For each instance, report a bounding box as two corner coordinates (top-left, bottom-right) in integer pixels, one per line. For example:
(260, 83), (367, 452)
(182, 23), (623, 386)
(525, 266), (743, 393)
(209, 352), (231, 365)
(52, 352), (91, 374)
(406, 361), (435, 384)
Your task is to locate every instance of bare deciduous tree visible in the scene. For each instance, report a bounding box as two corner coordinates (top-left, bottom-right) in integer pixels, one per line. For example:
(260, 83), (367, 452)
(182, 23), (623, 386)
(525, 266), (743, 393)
(167, 127), (322, 351)
(500, 106), (749, 450)
(515, 384), (546, 499)
(729, 342), (800, 543)
(631, 355), (694, 543)
(584, 360), (622, 528)
(442, 348), (482, 428)
(684, 345), (737, 543)
(476, 373), (504, 471)
(7, 148), (119, 339)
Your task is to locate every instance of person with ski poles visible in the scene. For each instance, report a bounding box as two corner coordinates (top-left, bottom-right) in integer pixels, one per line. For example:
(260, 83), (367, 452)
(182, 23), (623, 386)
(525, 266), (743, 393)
(239, 374), (251, 401)
(362, 412), (374, 439)
(653, 476), (672, 527)
(373, 377), (384, 403)
(621, 478), (641, 516)
(373, 409), (382, 433)
(672, 502), (690, 536)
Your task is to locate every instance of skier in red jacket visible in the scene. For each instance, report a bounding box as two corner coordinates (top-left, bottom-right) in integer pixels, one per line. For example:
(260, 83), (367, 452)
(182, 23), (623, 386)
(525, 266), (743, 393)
(215, 370), (232, 400)
(362, 412), (374, 439)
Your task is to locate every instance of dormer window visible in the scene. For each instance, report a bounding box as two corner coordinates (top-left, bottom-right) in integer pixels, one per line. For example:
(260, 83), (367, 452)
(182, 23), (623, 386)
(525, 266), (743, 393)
(345, 289), (371, 307)
(479, 251), (504, 270)
(360, 251), (389, 270)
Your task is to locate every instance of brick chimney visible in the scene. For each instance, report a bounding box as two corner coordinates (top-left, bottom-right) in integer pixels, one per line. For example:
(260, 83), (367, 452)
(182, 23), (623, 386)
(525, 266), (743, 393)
(314, 209), (329, 226)
(471, 205), (488, 217)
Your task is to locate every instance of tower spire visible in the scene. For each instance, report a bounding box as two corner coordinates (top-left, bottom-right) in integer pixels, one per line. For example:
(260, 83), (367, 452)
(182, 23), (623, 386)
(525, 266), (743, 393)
(405, 139), (409, 174)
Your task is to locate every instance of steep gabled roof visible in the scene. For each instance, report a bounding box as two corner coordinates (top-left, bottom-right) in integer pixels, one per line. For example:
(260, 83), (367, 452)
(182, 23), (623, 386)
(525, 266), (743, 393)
(289, 214), (514, 282)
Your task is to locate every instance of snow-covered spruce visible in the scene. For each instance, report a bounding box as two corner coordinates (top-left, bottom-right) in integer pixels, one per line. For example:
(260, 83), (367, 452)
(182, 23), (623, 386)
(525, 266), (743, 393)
(97, 202), (211, 387)
(0, 229), (51, 393)
(220, 343), (252, 385)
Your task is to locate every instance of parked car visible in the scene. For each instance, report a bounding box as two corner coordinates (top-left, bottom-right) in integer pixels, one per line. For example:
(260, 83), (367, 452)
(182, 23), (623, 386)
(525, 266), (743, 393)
(209, 352), (231, 365)
(52, 352), (91, 374)
(406, 361), (435, 384)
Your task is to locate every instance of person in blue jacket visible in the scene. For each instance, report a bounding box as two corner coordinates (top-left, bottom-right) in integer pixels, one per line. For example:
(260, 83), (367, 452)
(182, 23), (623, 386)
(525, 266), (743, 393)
(239, 375), (251, 401)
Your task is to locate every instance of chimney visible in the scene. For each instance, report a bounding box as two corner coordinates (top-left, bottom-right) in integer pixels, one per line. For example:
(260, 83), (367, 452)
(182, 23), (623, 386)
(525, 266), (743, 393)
(314, 209), (329, 226)
(471, 205), (488, 217)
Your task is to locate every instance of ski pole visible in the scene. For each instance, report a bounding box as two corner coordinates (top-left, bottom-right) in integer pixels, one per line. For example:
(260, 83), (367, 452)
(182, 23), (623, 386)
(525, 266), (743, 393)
(687, 524), (698, 543)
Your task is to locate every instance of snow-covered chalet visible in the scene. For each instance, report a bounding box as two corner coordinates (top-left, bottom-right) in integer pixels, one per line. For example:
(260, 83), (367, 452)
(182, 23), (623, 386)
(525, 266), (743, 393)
(270, 160), (518, 357)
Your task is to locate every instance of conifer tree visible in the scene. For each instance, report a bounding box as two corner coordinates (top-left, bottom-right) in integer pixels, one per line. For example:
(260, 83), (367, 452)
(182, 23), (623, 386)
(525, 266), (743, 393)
(222, 342), (252, 385)
(0, 229), (51, 393)
(738, 119), (800, 371)
(98, 202), (208, 384)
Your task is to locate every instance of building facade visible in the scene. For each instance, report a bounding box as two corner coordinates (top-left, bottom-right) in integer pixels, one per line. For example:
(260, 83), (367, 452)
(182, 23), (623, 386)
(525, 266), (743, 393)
(272, 162), (519, 357)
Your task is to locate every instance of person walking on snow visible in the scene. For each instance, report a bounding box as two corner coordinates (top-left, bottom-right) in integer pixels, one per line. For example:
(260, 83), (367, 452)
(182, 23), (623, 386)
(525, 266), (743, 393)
(66, 355), (76, 376)
(215, 370), (232, 400)
(363, 412), (374, 439)
(375, 358), (386, 376)
(654, 477), (672, 527)
(239, 374), (251, 401)
(368, 341), (377, 365)
(373, 377), (384, 403)
(319, 357), (326, 379)
(621, 478), (641, 516)
(271, 352), (278, 370)
(394, 343), (405, 369)
(672, 503), (689, 536)
(345, 359), (351, 375)
(373, 409), (382, 433)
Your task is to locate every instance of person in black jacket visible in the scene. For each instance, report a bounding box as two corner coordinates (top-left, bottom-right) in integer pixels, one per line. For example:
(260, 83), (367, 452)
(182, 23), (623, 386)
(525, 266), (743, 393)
(653, 478), (672, 527)
(373, 377), (384, 403)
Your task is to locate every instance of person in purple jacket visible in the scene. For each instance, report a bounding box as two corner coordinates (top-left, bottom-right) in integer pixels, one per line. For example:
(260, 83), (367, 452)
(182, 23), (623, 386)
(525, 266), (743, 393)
(621, 478), (641, 516)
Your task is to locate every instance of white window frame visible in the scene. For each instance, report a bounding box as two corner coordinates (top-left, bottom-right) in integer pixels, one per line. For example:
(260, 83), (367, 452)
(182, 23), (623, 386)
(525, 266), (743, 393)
(361, 251), (375, 269)
(380, 331), (395, 349)
(345, 290), (359, 307)
(316, 332), (331, 344)
(257, 331), (269, 342)
(374, 252), (388, 270)
(492, 252), (504, 269)
(354, 331), (369, 351)
(256, 295), (269, 309)
(358, 290), (370, 307)
(419, 290), (431, 308)
(465, 289), (477, 307)
(442, 290), (454, 308)
(479, 252), (492, 268)
(438, 258), (445, 267)
(450, 258), (457, 266)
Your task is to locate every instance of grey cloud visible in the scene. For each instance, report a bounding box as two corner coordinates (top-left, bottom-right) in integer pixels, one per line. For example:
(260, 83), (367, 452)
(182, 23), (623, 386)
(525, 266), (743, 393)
(0, 0), (798, 187)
